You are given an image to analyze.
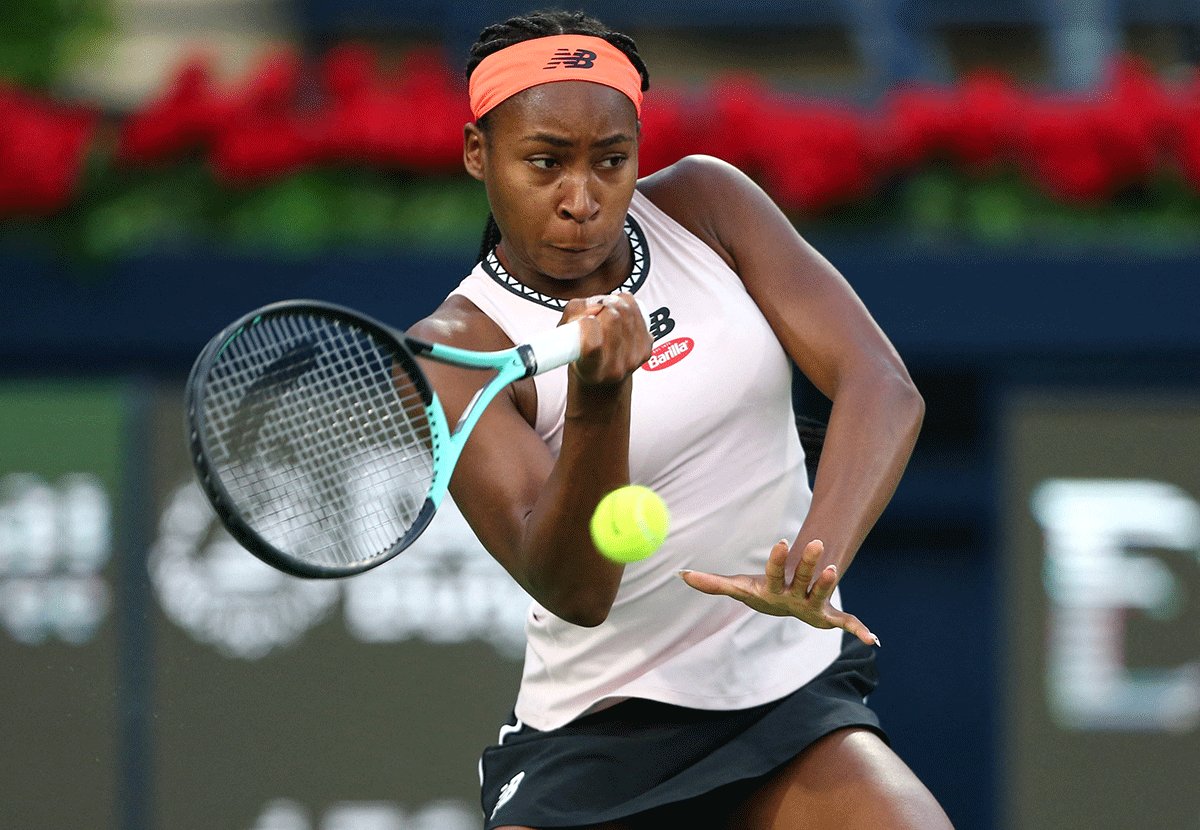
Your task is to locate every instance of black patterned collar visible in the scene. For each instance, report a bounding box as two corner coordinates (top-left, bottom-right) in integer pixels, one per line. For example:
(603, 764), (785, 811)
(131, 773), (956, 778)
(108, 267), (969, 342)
(479, 214), (649, 311)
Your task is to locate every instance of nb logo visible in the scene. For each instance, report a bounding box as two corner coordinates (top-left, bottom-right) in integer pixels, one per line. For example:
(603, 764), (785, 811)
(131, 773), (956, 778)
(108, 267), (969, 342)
(648, 307), (675, 341)
(543, 48), (597, 69)
(491, 771), (526, 819)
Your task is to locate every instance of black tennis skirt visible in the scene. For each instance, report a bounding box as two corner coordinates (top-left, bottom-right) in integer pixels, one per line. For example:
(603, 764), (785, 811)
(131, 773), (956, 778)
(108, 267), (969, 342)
(479, 631), (885, 828)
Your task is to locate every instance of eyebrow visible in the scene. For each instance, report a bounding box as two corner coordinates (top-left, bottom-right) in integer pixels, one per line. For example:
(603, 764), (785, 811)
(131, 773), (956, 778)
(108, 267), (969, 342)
(521, 132), (634, 149)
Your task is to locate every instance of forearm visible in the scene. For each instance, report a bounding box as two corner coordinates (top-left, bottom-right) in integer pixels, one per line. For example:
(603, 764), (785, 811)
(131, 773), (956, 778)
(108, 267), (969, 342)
(517, 373), (632, 626)
(794, 369), (924, 579)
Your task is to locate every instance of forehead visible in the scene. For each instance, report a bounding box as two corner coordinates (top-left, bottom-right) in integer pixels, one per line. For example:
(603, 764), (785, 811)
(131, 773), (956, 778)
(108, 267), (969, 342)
(487, 81), (639, 141)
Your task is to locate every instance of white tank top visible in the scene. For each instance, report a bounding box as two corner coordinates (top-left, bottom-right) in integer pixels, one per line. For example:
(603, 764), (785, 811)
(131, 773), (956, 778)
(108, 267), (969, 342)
(450, 189), (842, 731)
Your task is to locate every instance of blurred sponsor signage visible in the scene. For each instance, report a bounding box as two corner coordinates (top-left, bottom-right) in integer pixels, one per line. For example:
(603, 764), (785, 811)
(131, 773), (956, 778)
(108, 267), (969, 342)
(148, 480), (527, 661)
(0, 381), (125, 829)
(1004, 392), (1200, 829)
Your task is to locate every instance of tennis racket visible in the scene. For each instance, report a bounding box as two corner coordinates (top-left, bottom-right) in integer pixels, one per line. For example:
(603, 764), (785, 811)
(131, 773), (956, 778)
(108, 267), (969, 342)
(185, 299), (588, 578)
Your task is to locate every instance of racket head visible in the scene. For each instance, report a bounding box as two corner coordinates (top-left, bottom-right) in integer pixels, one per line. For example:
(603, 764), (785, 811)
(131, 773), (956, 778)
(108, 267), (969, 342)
(185, 300), (448, 578)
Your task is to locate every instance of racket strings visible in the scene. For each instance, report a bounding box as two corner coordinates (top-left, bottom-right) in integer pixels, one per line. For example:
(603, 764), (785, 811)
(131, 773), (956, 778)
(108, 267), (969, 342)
(202, 313), (436, 568)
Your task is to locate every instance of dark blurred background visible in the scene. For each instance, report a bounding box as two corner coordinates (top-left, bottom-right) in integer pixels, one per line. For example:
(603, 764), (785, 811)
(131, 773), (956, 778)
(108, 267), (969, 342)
(2, 2), (1199, 829)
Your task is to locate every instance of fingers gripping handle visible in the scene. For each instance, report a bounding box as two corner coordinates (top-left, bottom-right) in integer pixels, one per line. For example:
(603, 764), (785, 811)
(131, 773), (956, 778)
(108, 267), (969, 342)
(521, 301), (656, 377)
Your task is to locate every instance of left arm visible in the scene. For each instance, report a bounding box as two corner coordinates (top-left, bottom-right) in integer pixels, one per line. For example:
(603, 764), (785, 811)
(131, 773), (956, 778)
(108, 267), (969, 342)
(641, 156), (924, 645)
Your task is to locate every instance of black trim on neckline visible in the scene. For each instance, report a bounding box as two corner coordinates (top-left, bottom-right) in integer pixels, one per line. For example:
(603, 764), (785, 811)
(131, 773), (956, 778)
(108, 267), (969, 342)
(479, 215), (649, 311)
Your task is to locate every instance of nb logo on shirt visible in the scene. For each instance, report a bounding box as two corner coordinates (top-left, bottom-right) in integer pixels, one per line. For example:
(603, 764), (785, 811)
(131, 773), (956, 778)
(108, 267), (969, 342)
(648, 307), (675, 341)
(543, 48), (597, 69)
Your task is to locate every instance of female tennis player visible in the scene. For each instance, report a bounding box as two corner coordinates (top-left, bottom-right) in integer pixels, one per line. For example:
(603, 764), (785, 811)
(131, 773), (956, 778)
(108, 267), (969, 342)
(405, 10), (953, 829)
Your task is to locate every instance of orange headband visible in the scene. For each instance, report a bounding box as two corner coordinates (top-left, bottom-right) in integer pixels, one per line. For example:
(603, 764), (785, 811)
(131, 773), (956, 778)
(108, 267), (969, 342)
(469, 34), (643, 120)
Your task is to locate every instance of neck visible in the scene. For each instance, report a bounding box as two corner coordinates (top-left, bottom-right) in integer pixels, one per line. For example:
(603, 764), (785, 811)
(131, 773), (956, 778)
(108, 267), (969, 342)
(495, 229), (634, 301)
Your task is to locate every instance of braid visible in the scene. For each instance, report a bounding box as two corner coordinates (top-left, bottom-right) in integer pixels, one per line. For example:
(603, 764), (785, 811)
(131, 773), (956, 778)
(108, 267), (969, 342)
(475, 214), (502, 265)
(466, 10), (651, 263)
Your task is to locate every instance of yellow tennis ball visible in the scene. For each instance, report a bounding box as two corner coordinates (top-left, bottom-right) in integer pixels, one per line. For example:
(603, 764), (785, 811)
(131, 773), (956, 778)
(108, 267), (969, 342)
(589, 485), (670, 563)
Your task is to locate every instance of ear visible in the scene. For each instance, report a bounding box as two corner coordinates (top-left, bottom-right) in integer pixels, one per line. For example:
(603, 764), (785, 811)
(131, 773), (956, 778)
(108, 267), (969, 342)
(463, 123), (486, 182)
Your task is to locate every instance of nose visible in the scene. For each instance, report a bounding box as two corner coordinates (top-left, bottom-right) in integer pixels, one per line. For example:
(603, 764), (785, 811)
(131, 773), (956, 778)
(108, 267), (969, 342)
(557, 171), (599, 223)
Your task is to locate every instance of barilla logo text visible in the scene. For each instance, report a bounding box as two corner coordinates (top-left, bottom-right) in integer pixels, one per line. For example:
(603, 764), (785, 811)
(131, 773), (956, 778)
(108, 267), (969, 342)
(643, 338), (693, 371)
(544, 49), (598, 70)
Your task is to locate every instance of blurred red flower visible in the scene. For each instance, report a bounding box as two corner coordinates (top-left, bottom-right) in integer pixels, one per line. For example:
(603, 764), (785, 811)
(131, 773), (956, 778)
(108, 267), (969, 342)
(947, 70), (1025, 172)
(876, 83), (957, 173)
(0, 87), (98, 217)
(115, 56), (225, 164)
(321, 46), (470, 173)
(6, 47), (1200, 217)
(766, 99), (876, 213)
(703, 74), (774, 175)
(209, 51), (322, 185)
(637, 86), (697, 176)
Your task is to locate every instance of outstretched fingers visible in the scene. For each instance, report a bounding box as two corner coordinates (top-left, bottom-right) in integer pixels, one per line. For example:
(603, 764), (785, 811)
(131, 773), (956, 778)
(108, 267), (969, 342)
(830, 608), (881, 648)
(680, 537), (881, 646)
(678, 568), (754, 600)
(764, 539), (789, 594)
(788, 539), (825, 598)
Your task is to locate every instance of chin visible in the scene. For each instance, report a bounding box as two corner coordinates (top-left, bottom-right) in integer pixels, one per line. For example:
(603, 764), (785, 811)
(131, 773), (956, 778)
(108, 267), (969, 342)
(540, 250), (606, 282)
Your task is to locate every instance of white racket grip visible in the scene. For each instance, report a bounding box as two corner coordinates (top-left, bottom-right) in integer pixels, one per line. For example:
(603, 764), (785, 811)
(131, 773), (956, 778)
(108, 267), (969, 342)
(524, 319), (584, 375)
(523, 300), (655, 376)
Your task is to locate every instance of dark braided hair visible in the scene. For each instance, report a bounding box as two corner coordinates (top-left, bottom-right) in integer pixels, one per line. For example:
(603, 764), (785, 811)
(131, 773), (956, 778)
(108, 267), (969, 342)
(465, 10), (651, 264)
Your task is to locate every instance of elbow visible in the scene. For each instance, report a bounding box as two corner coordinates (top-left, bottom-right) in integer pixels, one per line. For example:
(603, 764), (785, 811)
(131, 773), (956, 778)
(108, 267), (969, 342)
(516, 525), (622, 628)
(547, 588), (616, 627)
(898, 374), (925, 428)
(532, 577), (618, 628)
(857, 365), (923, 436)
(559, 603), (612, 628)
(887, 371), (925, 441)
(842, 355), (924, 435)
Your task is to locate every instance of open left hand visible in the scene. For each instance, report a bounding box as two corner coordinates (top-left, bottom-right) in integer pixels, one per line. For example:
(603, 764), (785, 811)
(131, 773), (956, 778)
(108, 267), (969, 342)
(679, 539), (879, 647)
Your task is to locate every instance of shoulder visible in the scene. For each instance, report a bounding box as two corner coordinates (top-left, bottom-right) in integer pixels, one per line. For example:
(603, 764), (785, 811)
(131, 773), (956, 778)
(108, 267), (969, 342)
(636, 155), (775, 273)
(406, 293), (515, 352)
(638, 154), (756, 202)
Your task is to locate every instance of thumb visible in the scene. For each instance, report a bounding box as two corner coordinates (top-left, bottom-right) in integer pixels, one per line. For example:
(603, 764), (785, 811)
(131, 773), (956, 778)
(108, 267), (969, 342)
(678, 569), (739, 597)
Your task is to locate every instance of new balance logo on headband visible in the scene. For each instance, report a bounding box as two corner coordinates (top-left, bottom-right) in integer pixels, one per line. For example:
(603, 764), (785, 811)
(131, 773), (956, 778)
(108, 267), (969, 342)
(470, 35), (643, 119)
(544, 48), (597, 69)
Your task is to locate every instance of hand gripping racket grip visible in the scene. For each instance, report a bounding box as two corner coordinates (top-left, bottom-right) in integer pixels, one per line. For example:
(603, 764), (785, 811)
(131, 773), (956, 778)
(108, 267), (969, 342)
(517, 302), (656, 378)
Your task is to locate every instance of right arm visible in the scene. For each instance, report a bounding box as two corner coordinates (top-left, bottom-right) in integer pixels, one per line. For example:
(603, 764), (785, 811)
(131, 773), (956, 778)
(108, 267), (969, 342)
(406, 292), (651, 626)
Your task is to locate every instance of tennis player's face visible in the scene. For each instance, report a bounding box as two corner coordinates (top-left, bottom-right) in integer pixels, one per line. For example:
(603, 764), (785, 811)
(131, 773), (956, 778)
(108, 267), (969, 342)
(465, 80), (639, 295)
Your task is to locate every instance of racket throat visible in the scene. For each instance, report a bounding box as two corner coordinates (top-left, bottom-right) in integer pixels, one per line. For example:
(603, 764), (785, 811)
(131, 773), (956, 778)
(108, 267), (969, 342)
(515, 343), (539, 378)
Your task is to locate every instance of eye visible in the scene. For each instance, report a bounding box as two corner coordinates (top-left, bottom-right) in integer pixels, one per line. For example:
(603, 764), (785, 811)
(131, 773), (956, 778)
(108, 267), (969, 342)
(529, 157), (559, 170)
(598, 156), (627, 169)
